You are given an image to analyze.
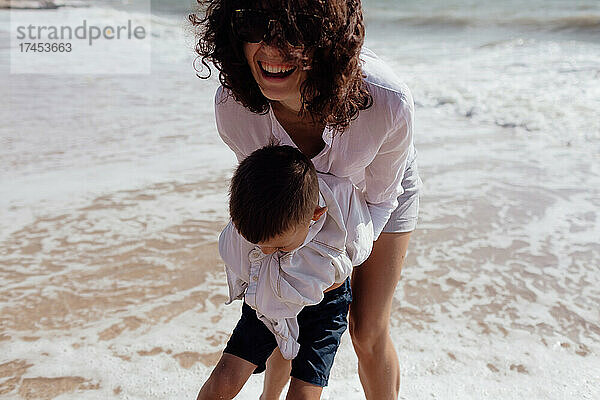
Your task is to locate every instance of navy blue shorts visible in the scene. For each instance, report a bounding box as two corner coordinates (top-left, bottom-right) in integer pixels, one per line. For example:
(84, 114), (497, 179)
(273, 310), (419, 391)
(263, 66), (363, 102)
(223, 278), (352, 387)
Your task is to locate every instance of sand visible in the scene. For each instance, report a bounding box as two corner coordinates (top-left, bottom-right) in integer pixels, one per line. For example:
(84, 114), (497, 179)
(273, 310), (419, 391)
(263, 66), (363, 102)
(2, 113), (598, 399)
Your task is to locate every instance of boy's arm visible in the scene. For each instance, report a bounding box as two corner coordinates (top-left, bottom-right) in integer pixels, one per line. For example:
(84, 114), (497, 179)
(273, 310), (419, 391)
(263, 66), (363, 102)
(219, 221), (250, 304)
(319, 173), (375, 267)
(224, 267), (247, 305)
(255, 313), (300, 360)
(344, 185), (374, 266)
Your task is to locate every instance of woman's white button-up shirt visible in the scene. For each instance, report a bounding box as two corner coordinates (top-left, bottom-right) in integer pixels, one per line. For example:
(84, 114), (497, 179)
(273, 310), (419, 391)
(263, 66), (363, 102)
(215, 47), (416, 240)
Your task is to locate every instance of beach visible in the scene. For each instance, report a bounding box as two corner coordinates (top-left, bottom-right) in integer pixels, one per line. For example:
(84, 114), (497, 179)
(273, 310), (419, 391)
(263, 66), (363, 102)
(1, 0), (599, 399)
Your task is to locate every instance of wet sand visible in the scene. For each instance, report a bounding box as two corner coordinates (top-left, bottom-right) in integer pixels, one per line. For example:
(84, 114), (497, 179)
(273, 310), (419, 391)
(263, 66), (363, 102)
(1, 177), (230, 399)
(2, 113), (599, 399)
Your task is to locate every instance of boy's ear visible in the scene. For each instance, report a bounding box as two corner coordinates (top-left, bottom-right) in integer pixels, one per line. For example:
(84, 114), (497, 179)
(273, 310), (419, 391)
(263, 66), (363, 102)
(312, 206), (328, 221)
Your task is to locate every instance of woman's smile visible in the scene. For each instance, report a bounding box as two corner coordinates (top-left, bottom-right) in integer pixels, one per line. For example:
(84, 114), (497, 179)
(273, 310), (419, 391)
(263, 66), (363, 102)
(244, 42), (307, 112)
(258, 61), (297, 79)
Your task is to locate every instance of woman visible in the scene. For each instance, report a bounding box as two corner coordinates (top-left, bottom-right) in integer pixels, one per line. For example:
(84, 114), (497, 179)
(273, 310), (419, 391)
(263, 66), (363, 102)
(190, 0), (421, 398)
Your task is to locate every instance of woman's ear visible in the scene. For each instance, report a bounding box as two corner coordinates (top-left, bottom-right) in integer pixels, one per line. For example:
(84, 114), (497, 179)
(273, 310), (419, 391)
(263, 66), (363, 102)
(312, 206), (328, 221)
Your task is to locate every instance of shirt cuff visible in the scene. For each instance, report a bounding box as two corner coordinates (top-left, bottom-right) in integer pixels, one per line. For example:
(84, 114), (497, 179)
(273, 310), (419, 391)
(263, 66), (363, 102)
(367, 199), (398, 241)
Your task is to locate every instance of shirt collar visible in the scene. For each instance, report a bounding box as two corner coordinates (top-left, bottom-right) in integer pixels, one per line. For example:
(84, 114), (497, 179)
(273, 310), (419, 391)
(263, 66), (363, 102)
(268, 106), (333, 147)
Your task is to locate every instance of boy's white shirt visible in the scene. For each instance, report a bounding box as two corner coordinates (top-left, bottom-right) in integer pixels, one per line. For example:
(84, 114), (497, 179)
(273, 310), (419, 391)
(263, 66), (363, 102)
(219, 172), (374, 359)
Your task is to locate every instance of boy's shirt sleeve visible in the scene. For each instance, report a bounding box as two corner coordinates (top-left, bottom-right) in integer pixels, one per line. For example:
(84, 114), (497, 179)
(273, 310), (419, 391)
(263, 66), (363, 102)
(218, 221), (249, 304)
(344, 182), (374, 266)
(256, 247), (336, 360)
(224, 268), (247, 305)
(318, 173), (374, 267)
(255, 314), (300, 360)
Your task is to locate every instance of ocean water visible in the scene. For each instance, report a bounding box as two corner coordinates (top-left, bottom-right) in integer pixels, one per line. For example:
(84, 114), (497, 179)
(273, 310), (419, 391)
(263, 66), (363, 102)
(154, 0), (600, 145)
(362, 0), (600, 147)
(1, 1), (599, 399)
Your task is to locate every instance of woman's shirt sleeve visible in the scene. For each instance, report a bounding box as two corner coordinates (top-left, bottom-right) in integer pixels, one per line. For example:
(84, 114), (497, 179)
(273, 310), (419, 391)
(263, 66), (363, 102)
(364, 87), (415, 240)
(214, 86), (248, 162)
(214, 86), (275, 162)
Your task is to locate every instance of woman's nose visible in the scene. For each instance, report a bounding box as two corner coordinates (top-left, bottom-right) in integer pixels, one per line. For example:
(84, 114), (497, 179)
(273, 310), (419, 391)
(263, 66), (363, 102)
(263, 19), (287, 48)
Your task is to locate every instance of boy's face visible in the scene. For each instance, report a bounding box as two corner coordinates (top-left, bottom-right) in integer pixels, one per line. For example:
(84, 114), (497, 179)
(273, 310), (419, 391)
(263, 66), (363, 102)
(257, 206), (327, 254)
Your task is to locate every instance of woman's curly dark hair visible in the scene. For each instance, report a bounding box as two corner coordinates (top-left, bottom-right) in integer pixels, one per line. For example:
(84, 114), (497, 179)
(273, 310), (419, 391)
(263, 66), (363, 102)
(189, 0), (373, 134)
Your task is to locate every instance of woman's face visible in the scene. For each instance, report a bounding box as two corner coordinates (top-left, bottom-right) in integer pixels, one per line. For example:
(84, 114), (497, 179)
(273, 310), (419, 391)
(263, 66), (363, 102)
(243, 42), (308, 111)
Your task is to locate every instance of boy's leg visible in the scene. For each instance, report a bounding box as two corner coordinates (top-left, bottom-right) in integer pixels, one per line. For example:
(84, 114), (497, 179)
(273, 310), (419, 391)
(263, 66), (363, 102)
(290, 279), (352, 395)
(196, 353), (256, 400)
(204, 302), (278, 399)
(261, 349), (291, 400)
(284, 378), (323, 400)
(261, 280), (347, 399)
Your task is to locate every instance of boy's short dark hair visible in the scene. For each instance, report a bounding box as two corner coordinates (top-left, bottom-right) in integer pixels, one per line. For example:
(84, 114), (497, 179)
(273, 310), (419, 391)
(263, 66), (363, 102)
(229, 145), (319, 244)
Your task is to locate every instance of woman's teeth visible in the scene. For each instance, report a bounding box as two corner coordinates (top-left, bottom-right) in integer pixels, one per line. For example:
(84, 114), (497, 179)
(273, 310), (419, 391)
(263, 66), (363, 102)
(259, 62), (297, 78)
(260, 62), (295, 73)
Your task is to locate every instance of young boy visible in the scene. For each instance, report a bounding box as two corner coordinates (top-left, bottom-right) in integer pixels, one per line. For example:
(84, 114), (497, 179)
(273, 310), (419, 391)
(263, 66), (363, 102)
(197, 145), (373, 400)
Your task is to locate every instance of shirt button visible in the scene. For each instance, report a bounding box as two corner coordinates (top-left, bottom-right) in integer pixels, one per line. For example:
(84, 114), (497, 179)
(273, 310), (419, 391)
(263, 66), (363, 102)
(249, 249), (261, 261)
(252, 276), (258, 282)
